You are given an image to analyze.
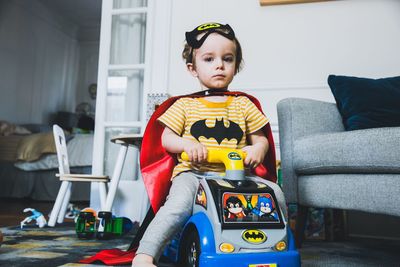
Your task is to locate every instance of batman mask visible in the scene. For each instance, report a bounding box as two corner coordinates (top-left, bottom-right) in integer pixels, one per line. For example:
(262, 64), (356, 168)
(190, 118), (243, 145)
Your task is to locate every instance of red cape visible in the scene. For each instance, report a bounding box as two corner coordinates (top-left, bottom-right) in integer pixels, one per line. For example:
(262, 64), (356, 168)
(80, 91), (277, 265)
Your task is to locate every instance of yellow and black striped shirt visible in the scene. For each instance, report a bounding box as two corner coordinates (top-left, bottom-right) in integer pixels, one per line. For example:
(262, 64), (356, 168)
(158, 96), (269, 178)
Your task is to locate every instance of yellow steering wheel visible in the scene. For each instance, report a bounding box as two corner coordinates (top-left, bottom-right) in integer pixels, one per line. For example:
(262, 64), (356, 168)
(181, 149), (247, 180)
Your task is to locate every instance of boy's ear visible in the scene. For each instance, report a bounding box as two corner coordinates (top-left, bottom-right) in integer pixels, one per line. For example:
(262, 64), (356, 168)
(186, 63), (198, 77)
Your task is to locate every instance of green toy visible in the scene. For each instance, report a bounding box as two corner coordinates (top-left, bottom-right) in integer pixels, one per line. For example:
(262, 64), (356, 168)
(75, 209), (133, 239)
(97, 211), (113, 239)
(75, 211), (96, 239)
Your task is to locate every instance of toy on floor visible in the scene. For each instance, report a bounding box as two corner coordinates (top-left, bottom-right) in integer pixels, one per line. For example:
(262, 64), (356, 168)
(20, 208), (47, 229)
(75, 208), (134, 239)
(96, 211), (135, 240)
(65, 203), (81, 221)
(75, 207), (97, 239)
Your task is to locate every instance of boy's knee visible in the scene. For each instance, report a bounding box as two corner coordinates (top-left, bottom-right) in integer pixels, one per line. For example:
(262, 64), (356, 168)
(170, 173), (199, 195)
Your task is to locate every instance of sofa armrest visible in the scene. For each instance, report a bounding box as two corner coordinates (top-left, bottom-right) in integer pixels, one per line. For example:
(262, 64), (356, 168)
(278, 98), (344, 139)
(277, 98), (344, 203)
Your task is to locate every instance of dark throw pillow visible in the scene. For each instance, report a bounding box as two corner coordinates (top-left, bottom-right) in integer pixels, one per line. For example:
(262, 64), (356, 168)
(328, 75), (400, 131)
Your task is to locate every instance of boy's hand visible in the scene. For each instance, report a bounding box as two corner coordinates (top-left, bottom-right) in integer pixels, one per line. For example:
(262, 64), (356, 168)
(183, 141), (208, 163)
(242, 143), (266, 169)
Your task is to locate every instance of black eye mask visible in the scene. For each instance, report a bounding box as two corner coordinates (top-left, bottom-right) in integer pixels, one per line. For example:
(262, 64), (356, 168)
(185, 22), (235, 49)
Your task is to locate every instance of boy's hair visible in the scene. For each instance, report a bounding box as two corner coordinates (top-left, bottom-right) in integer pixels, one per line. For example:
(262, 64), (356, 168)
(182, 23), (243, 74)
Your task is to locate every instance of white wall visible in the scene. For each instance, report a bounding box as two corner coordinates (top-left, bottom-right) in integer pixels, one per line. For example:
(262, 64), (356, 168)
(0, 0), (99, 125)
(150, 0), (400, 156)
(76, 41), (99, 109)
(0, 0), (79, 124)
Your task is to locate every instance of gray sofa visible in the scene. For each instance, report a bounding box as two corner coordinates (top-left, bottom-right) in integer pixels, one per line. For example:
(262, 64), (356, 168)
(277, 98), (400, 245)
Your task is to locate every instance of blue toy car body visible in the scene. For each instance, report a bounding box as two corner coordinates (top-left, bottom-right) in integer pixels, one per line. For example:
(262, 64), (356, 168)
(163, 169), (301, 267)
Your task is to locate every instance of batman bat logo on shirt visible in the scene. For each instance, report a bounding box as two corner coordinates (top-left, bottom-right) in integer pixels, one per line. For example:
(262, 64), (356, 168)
(242, 229), (267, 244)
(190, 118), (243, 144)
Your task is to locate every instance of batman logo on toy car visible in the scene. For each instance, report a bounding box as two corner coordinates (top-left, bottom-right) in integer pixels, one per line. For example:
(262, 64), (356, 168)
(242, 229), (267, 244)
(190, 118), (243, 145)
(228, 152), (242, 160)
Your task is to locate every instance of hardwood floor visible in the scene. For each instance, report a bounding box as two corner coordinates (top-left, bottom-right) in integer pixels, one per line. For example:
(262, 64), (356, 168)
(0, 198), (88, 227)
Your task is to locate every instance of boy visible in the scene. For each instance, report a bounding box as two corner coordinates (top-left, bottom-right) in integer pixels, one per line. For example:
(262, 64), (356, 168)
(132, 22), (287, 267)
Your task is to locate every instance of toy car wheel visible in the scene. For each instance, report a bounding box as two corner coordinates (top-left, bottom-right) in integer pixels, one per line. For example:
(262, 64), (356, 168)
(180, 228), (201, 267)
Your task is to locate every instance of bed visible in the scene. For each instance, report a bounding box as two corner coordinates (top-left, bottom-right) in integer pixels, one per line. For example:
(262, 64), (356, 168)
(0, 123), (92, 201)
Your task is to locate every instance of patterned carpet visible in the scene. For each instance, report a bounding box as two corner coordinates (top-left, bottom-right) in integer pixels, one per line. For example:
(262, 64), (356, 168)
(300, 239), (400, 267)
(0, 222), (137, 267)
(1, 223), (400, 267)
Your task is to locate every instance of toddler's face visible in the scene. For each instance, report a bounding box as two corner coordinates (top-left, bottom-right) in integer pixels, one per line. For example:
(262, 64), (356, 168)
(188, 33), (237, 90)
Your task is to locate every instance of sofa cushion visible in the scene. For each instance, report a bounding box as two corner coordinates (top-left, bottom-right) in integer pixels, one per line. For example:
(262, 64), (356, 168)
(328, 75), (400, 131)
(293, 127), (400, 174)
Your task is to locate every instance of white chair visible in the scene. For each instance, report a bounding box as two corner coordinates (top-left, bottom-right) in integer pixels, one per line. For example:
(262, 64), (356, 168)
(48, 124), (109, 227)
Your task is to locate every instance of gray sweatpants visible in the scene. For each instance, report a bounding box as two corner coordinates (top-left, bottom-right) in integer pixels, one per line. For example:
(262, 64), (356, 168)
(136, 172), (199, 260)
(135, 171), (287, 260)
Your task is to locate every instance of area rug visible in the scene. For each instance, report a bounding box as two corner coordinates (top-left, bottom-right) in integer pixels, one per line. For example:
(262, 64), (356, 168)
(1, 223), (400, 267)
(300, 238), (400, 267)
(0, 222), (139, 267)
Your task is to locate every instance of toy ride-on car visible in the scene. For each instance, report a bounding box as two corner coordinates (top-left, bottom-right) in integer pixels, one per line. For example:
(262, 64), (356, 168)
(163, 149), (300, 267)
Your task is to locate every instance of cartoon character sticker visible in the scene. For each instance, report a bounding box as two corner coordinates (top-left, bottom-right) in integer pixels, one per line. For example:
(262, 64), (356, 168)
(249, 196), (279, 220)
(222, 193), (280, 223)
(195, 184), (207, 209)
(225, 196), (246, 219)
